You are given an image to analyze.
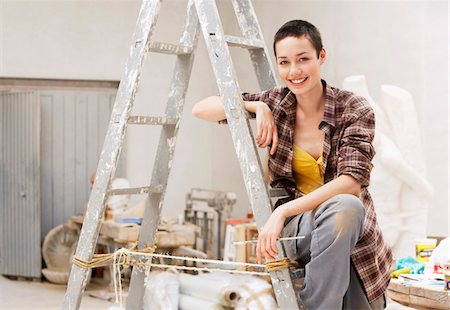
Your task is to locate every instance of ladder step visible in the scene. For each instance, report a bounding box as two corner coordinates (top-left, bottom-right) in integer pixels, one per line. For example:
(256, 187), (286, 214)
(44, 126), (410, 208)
(127, 116), (178, 126)
(224, 35), (264, 49)
(147, 41), (193, 55)
(108, 185), (164, 196)
(269, 188), (289, 198)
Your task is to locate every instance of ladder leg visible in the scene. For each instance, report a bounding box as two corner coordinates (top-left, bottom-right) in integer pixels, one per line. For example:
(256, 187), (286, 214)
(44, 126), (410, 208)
(63, 1), (162, 309)
(231, 2), (305, 301)
(125, 1), (199, 309)
(231, 0), (280, 90)
(193, 0), (301, 309)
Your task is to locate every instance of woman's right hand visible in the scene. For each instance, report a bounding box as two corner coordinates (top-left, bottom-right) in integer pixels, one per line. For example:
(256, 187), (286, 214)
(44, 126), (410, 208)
(255, 102), (278, 155)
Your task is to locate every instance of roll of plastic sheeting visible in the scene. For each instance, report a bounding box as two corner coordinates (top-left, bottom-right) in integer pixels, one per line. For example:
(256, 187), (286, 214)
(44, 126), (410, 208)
(179, 294), (225, 310)
(143, 272), (179, 310)
(200, 272), (277, 310)
(179, 273), (239, 307)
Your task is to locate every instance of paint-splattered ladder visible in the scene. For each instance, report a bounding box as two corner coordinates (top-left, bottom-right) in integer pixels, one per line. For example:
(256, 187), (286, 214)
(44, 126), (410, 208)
(63, 0), (303, 309)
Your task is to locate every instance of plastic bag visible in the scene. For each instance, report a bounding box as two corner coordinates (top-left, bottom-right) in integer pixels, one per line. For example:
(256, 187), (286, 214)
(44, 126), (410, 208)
(397, 256), (424, 274)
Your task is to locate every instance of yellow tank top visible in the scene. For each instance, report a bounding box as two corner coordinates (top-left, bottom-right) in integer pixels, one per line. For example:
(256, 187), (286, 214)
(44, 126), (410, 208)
(292, 144), (324, 194)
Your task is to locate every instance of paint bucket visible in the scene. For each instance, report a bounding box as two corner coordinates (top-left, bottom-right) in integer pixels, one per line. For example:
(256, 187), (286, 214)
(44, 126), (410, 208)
(444, 273), (450, 291)
(415, 238), (437, 263)
(443, 263), (450, 291)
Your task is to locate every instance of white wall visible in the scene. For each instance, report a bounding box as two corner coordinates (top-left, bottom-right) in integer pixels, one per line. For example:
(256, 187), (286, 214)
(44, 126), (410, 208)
(1, 0), (448, 236)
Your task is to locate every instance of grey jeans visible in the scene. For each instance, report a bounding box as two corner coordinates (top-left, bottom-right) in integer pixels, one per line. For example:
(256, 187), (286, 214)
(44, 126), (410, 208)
(281, 194), (386, 310)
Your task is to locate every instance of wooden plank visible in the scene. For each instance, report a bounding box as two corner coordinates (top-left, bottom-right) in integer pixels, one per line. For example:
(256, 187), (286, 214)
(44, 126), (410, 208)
(410, 285), (450, 309)
(388, 279), (411, 294)
(234, 224), (248, 265)
(388, 279), (450, 310)
(245, 224), (258, 264)
(409, 294), (450, 310)
(386, 290), (411, 305)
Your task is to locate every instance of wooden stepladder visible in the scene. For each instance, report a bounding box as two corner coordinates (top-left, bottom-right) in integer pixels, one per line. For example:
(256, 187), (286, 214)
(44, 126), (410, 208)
(63, 0), (302, 309)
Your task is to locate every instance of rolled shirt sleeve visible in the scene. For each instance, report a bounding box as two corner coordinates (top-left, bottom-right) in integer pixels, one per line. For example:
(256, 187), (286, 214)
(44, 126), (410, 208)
(219, 90), (272, 124)
(337, 106), (376, 187)
(242, 90), (272, 118)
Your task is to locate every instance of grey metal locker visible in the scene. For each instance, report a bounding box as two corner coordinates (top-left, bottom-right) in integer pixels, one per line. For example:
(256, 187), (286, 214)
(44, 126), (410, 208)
(0, 91), (41, 278)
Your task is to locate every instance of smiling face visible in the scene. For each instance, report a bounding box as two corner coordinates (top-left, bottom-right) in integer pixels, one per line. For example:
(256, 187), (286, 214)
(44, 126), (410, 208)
(275, 35), (326, 99)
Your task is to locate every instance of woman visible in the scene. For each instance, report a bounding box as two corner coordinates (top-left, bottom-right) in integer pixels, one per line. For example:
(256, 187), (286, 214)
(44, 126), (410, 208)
(192, 20), (391, 310)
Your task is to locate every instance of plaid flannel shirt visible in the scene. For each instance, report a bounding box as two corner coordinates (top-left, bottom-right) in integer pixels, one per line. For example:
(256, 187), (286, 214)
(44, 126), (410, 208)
(240, 80), (392, 303)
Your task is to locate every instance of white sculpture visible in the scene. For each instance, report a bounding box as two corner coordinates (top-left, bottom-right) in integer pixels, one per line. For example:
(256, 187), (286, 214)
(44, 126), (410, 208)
(342, 76), (433, 259)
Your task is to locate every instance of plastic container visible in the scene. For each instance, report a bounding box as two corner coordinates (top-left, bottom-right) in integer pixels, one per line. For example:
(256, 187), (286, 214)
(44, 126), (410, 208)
(415, 238), (437, 263)
(444, 273), (450, 291)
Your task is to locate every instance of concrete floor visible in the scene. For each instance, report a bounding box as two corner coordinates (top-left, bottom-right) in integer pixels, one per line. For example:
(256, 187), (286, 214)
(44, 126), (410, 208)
(0, 274), (414, 310)
(0, 275), (114, 309)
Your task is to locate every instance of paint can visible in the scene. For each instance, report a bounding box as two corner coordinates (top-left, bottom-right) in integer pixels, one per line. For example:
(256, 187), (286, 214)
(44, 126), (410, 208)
(443, 263), (450, 291)
(415, 238), (437, 263)
(444, 273), (450, 291)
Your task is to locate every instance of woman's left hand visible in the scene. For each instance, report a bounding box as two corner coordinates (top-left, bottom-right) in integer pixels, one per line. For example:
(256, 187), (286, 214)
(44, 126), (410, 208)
(256, 207), (287, 263)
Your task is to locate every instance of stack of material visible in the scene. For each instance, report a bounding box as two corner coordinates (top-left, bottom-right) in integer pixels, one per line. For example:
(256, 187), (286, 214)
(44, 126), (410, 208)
(388, 278), (450, 310)
(98, 219), (197, 247)
(100, 220), (140, 243)
(157, 222), (197, 249)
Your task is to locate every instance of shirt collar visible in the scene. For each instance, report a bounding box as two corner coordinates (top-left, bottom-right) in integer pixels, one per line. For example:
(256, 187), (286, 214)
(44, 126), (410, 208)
(279, 89), (296, 113)
(321, 79), (336, 128)
(279, 79), (336, 128)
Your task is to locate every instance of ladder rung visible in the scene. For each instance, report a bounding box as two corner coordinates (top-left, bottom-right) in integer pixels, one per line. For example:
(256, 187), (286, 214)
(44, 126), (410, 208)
(269, 188), (289, 198)
(108, 185), (164, 196)
(147, 41), (193, 55)
(128, 116), (178, 125)
(224, 35), (264, 49)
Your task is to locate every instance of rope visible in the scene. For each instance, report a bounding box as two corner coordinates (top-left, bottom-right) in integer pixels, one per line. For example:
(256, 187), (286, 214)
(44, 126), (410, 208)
(72, 245), (155, 269)
(72, 253), (115, 269)
(113, 249), (126, 306)
(72, 247), (298, 275)
(72, 246), (155, 307)
(72, 247), (265, 271)
(131, 251), (266, 268)
(72, 247), (300, 274)
(265, 258), (299, 272)
(134, 262), (269, 276)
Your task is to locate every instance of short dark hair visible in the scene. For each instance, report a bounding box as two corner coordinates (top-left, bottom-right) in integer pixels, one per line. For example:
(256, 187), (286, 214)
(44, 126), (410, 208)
(273, 20), (323, 58)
